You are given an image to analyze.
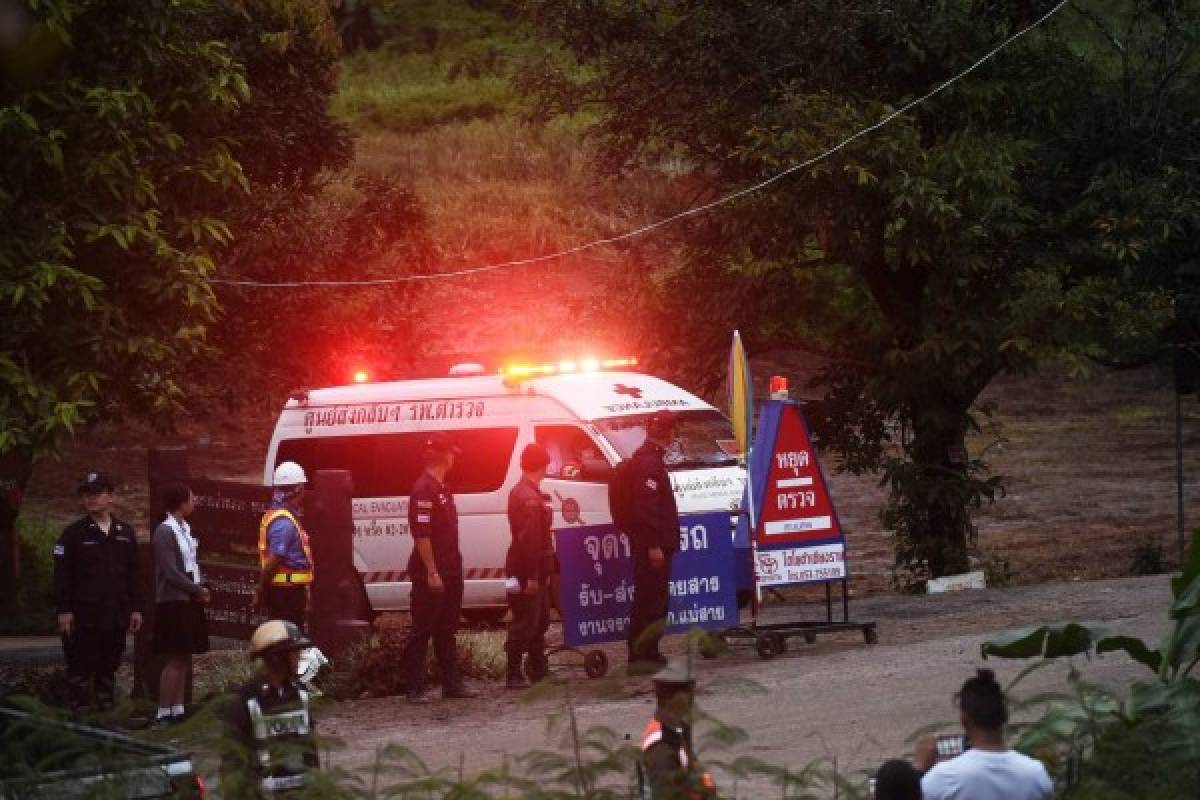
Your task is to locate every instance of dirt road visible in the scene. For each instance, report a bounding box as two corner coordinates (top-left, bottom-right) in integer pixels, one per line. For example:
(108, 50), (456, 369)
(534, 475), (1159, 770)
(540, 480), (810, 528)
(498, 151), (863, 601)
(319, 574), (1172, 790)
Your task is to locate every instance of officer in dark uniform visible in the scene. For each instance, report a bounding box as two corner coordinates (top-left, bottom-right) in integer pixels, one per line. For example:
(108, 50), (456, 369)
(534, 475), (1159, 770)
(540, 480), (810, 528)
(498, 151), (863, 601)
(402, 433), (480, 703)
(626, 411), (681, 672)
(221, 620), (319, 799)
(504, 443), (555, 689)
(638, 657), (717, 800)
(52, 471), (143, 711)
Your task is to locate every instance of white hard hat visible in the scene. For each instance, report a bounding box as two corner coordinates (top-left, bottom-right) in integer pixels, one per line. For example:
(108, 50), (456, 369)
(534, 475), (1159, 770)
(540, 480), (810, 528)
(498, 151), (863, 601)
(272, 461), (308, 487)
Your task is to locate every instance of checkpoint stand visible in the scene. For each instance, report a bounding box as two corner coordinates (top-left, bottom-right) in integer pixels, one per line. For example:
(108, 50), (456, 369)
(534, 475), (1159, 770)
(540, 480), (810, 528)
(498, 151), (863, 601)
(552, 512), (739, 678)
(721, 399), (877, 658)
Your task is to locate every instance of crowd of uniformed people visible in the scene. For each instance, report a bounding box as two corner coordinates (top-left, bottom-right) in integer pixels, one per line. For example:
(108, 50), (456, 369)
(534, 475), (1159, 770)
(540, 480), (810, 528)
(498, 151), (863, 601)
(49, 411), (718, 797)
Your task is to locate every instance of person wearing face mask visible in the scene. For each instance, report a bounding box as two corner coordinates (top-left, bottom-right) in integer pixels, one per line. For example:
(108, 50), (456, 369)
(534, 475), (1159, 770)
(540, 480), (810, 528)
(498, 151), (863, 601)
(252, 462), (313, 630)
(151, 482), (211, 726)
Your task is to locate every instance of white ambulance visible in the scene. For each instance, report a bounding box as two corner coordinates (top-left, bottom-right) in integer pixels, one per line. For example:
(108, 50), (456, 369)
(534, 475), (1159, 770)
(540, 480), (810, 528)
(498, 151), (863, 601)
(263, 360), (745, 620)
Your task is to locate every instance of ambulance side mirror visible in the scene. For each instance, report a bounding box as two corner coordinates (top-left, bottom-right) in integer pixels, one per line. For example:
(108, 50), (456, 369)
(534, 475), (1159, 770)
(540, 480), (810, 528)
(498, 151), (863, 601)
(579, 455), (613, 482)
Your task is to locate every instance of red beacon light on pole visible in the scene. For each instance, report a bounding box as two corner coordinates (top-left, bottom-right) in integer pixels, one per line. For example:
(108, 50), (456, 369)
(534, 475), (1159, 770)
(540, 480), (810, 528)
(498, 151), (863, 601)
(769, 375), (789, 400)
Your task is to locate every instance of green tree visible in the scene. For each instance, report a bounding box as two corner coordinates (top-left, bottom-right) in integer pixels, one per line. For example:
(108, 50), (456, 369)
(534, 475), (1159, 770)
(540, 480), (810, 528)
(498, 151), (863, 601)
(0, 0), (350, 611)
(523, 0), (1195, 578)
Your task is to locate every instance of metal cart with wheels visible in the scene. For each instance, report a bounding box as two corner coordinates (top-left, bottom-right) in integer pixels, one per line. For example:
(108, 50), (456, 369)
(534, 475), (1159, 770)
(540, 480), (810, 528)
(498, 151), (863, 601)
(717, 578), (877, 659)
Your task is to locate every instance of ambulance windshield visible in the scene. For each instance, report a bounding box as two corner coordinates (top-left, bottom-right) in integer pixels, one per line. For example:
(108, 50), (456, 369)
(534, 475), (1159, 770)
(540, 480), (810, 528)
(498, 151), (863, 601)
(595, 410), (739, 469)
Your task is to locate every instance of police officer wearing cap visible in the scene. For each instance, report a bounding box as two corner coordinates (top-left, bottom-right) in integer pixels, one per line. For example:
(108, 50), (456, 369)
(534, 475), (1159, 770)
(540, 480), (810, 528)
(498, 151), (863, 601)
(252, 462), (313, 630)
(638, 657), (717, 800)
(627, 411), (681, 672)
(221, 620), (319, 798)
(402, 432), (479, 702)
(52, 471), (143, 711)
(504, 442), (555, 689)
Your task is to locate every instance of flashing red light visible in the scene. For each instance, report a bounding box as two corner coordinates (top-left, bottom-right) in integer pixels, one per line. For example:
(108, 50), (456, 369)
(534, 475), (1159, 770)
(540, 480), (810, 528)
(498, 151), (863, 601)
(770, 375), (789, 397)
(352, 369), (370, 384)
(500, 356), (638, 381)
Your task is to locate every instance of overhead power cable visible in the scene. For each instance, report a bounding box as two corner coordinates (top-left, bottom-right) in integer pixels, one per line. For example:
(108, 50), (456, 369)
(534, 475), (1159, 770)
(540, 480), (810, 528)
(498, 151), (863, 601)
(211, 0), (1069, 289)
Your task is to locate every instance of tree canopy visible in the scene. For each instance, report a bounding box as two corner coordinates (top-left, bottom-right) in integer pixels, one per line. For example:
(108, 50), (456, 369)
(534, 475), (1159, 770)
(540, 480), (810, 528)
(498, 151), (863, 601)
(524, 0), (1198, 577)
(0, 0), (352, 606)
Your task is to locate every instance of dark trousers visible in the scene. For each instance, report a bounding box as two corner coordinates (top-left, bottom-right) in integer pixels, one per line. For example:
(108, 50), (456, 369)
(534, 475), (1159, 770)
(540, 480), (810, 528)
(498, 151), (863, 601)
(403, 576), (464, 694)
(61, 626), (126, 710)
(264, 586), (307, 631)
(506, 583), (550, 658)
(628, 555), (672, 662)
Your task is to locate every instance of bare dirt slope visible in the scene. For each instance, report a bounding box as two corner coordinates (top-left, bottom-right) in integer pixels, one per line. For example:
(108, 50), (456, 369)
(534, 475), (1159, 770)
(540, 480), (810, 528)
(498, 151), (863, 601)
(315, 574), (1172, 791)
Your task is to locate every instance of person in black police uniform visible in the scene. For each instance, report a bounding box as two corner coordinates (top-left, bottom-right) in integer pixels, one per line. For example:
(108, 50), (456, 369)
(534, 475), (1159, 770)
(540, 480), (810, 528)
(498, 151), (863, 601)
(626, 411), (681, 673)
(52, 471), (143, 712)
(221, 620), (319, 799)
(402, 432), (480, 703)
(504, 443), (555, 689)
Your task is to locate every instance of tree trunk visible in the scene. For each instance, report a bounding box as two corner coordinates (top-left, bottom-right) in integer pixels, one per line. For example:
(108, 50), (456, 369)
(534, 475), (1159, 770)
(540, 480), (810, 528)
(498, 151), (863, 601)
(0, 449), (35, 616)
(887, 415), (974, 579)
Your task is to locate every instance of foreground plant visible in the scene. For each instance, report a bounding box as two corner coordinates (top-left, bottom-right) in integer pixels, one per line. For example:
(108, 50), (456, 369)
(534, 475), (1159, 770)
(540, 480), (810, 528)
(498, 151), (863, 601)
(982, 530), (1200, 796)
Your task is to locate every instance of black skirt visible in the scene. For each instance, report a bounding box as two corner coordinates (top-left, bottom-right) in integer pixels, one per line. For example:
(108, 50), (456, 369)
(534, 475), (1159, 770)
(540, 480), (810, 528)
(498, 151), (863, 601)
(153, 600), (210, 655)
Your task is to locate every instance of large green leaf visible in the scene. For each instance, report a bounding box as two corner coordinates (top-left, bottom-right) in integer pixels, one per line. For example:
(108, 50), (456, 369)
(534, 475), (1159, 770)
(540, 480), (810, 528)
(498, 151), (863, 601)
(1095, 635), (1162, 673)
(1170, 572), (1200, 620)
(982, 624), (1110, 660)
(1170, 528), (1200, 599)
(1168, 616), (1200, 677)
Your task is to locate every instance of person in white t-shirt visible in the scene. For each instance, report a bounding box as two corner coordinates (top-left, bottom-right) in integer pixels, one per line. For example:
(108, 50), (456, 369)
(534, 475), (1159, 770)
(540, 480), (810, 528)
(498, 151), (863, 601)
(915, 668), (1054, 800)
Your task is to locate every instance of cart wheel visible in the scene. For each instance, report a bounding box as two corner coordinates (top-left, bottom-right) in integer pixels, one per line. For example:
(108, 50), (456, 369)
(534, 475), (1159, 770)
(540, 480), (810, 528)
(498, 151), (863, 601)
(864, 627), (879, 646)
(584, 650), (609, 678)
(771, 633), (788, 654)
(755, 634), (778, 660)
(698, 632), (724, 660)
(803, 632), (817, 644)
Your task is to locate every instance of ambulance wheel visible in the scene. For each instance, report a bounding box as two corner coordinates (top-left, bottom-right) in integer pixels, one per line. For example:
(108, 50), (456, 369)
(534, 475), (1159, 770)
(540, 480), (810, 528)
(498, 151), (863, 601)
(755, 634), (778, 660)
(803, 632), (817, 644)
(864, 627), (879, 645)
(771, 633), (788, 653)
(584, 650), (608, 679)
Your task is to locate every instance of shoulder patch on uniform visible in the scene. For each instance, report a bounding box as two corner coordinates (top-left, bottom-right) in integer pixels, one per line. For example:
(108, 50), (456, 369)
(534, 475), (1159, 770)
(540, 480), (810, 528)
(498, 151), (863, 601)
(53, 544), (65, 556)
(645, 478), (658, 490)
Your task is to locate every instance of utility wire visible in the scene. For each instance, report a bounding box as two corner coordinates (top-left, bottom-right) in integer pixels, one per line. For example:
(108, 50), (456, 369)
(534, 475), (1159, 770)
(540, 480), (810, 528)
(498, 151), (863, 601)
(211, 0), (1069, 289)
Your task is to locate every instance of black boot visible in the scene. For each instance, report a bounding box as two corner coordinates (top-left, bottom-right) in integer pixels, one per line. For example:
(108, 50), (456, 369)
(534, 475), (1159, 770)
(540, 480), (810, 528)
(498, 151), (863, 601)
(525, 650), (549, 684)
(506, 654), (529, 690)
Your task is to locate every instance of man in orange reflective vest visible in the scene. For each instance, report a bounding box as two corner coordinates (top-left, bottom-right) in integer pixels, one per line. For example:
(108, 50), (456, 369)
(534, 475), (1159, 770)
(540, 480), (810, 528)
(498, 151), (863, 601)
(639, 657), (718, 800)
(252, 462), (313, 630)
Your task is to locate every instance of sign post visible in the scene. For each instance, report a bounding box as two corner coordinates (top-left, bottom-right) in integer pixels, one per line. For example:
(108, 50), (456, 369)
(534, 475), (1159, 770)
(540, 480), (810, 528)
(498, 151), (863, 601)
(726, 400), (876, 657)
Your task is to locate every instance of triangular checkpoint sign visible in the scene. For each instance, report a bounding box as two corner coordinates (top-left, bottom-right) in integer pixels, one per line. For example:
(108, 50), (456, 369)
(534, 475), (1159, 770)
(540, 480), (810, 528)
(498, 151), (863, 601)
(738, 399), (849, 587)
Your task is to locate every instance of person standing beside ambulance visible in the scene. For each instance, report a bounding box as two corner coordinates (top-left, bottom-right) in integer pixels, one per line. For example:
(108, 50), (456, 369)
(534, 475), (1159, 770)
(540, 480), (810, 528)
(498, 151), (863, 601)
(252, 462), (313, 630)
(504, 443), (555, 689)
(402, 433), (479, 703)
(627, 411), (681, 673)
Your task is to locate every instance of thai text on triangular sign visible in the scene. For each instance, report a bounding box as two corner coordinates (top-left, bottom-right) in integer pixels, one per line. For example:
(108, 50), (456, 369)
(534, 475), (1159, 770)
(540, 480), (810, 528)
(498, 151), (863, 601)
(738, 399), (849, 587)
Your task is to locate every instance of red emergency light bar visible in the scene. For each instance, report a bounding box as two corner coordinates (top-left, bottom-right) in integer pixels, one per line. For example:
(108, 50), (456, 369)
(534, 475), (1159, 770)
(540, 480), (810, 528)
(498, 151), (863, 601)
(500, 356), (638, 381)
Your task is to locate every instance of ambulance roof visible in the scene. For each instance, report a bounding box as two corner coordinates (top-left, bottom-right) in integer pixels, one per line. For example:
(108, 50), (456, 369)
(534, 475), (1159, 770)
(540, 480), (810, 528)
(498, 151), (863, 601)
(290, 371), (714, 422)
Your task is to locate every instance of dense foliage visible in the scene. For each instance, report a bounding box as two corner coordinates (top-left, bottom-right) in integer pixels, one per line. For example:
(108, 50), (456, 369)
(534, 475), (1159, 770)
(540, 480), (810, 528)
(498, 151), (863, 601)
(522, 0), (1197, 577)
(0, 0), (352, 607)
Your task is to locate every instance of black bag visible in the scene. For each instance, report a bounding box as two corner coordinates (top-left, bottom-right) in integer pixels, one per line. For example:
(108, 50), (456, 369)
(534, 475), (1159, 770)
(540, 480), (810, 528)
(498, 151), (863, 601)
(608, 458), (636, 533)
